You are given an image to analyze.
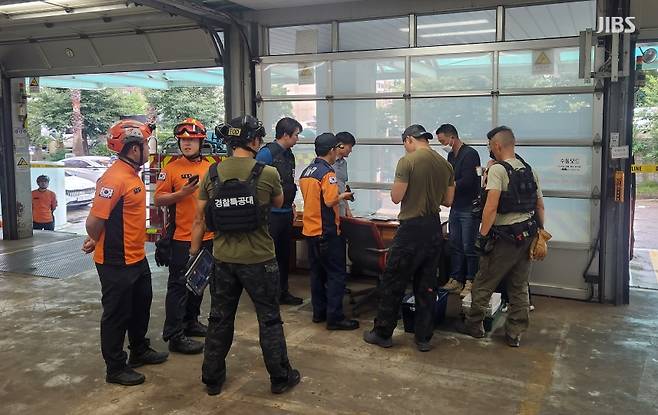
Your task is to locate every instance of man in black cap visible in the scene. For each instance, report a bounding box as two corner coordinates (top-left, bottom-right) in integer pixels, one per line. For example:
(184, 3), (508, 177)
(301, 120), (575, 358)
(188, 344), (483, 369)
(364, 124), (454, 352)
(299, 133), (358, 331)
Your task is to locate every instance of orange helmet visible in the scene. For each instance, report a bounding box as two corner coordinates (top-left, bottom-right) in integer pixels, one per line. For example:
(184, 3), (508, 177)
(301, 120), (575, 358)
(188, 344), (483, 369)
(174, 118), (206, 140)
(107, 120), (152, 153)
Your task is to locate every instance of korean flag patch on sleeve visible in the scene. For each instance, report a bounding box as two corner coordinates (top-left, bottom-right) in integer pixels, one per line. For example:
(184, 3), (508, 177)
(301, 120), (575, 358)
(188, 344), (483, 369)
(99, 187), (114, 199)
(328, 176), (337, 185)
(157, 172), (166, 181)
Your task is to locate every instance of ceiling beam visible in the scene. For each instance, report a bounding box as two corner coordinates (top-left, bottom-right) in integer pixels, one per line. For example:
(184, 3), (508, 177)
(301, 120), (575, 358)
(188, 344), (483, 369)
(133, 0), (235, 29)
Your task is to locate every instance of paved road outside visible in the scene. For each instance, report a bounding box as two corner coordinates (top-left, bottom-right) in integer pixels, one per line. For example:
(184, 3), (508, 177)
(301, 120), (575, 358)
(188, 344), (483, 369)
(631, 199), (658, 289)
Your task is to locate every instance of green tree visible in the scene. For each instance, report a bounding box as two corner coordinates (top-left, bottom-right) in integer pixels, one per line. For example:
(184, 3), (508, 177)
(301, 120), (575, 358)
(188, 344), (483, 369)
(634, 70), (658, 162)
(144, 87), (224, 148)
(28, 87), (147, 156)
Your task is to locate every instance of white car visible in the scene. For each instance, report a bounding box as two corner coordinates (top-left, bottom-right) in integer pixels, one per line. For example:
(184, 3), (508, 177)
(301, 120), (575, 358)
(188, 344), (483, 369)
(63, 156), (112, 183)
(64, 172), (96, 207)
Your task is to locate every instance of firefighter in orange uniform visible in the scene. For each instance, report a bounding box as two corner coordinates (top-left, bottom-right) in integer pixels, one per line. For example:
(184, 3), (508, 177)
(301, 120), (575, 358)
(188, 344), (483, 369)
(82, 120), (168, 386)
(155, 118), (214, 355)
(32, 175), (57, 230)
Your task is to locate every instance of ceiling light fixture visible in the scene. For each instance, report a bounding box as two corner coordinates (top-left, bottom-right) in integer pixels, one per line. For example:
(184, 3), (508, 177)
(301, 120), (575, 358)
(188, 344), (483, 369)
(400, 19), (489, 32)
(420, 29), (496, 38)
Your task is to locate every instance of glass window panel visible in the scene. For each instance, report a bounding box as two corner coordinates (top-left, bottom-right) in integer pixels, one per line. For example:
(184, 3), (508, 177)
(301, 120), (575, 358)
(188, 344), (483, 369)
(499, 47), (588, 89)
(505, 1), (596, 41)
(262, 62), (328, 96)
(333, 99), (405, 139)
(269, 24), (332, 55)
(261, 100), (329, 140)
(411, 97), (492, 140)
(467, 145), (593, 194)
(411, 53), (493, 92)
(542, 197), (591, 243)
(347, 145), (405, 184)
(339, 17), (409, 51)
(333, 59), (405, 95)
(497, 94), (593, 140)
(416, 10), (497, 46)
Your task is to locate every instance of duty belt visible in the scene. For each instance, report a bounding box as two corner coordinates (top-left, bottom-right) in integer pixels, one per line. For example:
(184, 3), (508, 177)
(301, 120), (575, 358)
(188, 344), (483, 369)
(492, 219), (538, 244)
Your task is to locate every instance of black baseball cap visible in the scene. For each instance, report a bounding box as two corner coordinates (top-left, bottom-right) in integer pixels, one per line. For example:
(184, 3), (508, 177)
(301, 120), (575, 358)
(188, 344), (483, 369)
(402, 124), (433, 141)
(315, 132), (339, 155)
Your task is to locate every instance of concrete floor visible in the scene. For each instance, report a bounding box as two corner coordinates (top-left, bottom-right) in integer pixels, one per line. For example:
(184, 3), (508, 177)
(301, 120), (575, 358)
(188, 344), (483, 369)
(2, 235), (658, 415)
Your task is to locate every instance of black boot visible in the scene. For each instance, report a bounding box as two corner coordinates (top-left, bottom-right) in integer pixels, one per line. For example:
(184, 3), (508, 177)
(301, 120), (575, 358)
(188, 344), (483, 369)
(106, 367), (145, 386)
(327, 319), (359, 331)
(279, 292), (303, 305)
(271, 369), (301, 394)
(184, 320), (208, 337)
(128, 340), (169, 368)
(206, 383), (223, 396)
(363, 330), (393, 348)
(169, 335), (204, 354)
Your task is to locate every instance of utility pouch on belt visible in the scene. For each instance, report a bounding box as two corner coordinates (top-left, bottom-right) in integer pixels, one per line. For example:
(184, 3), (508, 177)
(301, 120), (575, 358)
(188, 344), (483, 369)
(493, 219), (538, 245)
(155, 206), (176, 267)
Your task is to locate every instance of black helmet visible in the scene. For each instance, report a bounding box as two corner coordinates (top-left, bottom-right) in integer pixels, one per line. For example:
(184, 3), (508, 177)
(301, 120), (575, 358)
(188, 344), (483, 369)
(215, 115), (266, 148)
(37, 175), (50, 182)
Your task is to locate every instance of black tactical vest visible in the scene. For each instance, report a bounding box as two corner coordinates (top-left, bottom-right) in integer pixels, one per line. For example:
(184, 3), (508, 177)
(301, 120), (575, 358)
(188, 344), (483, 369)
(266, 142), (297, 208)
(204, 162), (269, 233)
(496, 157), (538, 214)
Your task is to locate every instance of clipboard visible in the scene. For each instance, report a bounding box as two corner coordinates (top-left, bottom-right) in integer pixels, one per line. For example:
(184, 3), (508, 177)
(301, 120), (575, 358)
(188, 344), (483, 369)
(185, 248), (214, 297)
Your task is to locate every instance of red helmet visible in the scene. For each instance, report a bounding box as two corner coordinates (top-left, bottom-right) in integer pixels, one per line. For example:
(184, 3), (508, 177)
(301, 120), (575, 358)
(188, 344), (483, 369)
(174, 118), (206, 140)
(107, 120), (152, 153)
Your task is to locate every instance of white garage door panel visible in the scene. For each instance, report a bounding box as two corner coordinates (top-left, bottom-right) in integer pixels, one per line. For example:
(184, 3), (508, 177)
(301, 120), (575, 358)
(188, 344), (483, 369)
(146, 29), (216, 63)
(40, 39), (100, 69)
(1, 29), (219, 77)
(0, 44), (48, 72)
(531, 247), (592, 300)
(91, 36), (154, 66)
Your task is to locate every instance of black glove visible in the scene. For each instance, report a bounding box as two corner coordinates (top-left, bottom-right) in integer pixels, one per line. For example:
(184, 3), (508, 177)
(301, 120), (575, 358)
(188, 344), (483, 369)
(475, 233), (495, 255)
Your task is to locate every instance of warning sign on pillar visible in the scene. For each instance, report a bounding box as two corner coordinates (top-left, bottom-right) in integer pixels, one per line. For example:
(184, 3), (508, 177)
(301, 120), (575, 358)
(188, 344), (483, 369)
(532, 50), (554, 75)
(29, 77), (40, 94)
(16, 156), (29, 170)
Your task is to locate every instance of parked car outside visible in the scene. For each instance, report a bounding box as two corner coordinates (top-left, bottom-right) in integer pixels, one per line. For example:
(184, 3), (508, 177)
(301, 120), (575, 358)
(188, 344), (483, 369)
(63, 156), (112, 183)
(64, 172), (96, 207)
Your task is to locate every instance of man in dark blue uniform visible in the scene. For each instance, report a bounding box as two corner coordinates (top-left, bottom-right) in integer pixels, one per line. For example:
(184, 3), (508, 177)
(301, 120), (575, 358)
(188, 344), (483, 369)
(256, 117), (304, 305)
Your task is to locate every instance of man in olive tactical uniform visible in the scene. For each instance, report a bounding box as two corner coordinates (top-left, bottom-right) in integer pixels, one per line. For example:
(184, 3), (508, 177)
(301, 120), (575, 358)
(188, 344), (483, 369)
(456, 126), (545, 348)
(190, 115), (300, 396)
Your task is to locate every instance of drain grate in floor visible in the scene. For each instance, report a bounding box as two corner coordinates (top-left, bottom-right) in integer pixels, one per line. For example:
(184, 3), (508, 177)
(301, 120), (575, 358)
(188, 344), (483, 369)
(0, 236), (94, 279)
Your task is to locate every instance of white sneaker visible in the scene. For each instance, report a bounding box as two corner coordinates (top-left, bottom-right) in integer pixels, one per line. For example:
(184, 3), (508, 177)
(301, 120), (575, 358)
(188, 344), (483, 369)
(460, 280), (473, 298)
(529, 304), (535, 312)
(441, 278), (463, 293)
(501, 303), (509, 313)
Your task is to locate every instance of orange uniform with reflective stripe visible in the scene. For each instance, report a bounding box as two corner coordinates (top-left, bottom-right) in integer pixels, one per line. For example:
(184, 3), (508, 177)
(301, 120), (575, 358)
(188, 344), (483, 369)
(299, 158), (341, 237)
(155, 157), (214, 242)
(31, 189), (57, 223)
(91, 160), (146, 265)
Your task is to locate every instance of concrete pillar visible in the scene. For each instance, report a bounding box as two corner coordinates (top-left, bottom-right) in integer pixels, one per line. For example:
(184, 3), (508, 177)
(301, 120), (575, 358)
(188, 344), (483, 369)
(11, 79), (34, 239)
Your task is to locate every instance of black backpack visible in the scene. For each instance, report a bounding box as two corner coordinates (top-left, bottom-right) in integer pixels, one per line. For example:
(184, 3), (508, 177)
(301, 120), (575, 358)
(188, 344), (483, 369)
(204, 162), (267, 233)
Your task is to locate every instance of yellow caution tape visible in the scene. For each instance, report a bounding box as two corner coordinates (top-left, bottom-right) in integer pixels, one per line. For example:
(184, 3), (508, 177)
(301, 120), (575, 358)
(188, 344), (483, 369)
(30, 163), (65, 168)
(631, 164), (658, 173)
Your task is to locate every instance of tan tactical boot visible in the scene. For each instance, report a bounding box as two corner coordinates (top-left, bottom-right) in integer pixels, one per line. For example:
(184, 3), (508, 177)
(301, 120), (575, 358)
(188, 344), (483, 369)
(441, 278), (463, 294)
